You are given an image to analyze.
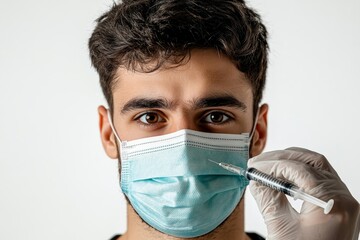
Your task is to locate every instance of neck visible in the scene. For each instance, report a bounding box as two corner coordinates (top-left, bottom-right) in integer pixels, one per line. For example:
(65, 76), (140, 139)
(120, 197), (250, 240)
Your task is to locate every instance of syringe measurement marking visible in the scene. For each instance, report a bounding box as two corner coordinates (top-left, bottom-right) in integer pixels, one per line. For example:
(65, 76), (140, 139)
(246, 167), (295, 196)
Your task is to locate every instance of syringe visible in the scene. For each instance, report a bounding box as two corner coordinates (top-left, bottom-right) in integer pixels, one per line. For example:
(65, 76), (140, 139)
(208, 159), (334, 214)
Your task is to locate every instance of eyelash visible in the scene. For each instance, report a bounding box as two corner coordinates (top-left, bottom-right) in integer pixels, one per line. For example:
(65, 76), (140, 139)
(200, 111), (234, 125)
(134, 111), (166, 128)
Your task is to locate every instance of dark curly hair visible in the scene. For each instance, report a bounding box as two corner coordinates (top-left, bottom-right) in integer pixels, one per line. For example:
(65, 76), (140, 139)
(89, 0), (268, 113)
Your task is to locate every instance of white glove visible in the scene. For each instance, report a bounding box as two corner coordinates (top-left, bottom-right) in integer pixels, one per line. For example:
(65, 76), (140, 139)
(248, 147), (360, 240)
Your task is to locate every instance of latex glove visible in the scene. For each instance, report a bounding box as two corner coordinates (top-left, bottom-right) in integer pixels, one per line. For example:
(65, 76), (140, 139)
(248, 147), (360, 240)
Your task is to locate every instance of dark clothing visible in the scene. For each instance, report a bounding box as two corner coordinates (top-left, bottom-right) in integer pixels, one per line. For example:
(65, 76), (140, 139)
(110, 232), (264, 240)
(246, 232), (265, 240)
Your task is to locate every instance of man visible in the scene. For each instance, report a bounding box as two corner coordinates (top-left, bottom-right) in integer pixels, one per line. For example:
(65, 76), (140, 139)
(88, 0), (360, 239)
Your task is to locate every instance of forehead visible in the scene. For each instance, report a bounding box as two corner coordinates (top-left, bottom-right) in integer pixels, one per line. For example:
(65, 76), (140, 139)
(112, 49), (253, 109)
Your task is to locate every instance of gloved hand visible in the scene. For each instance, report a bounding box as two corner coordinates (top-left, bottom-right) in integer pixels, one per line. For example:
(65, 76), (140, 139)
(248, 147), (360, 240)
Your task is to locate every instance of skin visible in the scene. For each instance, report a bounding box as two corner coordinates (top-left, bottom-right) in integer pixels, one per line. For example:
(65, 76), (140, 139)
(98, 49), (268, 240)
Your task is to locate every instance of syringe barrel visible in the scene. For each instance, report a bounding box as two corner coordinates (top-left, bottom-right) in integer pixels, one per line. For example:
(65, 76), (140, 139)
(246, 167), (297, 196)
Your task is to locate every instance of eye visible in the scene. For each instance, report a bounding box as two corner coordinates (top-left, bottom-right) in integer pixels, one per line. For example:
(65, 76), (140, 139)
(137, 112), (165, 124)
(202, 111), (231, 124)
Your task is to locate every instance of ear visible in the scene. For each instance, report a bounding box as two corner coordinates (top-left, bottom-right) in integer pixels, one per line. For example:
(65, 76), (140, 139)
(250, 104), (268, 157)
(98, 105), (119, 159)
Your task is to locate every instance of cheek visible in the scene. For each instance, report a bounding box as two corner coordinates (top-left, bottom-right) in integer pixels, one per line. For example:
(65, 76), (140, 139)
(234, 112), (255, 134)
(116, 118), (162, 141)
(116, 120), (141, 141)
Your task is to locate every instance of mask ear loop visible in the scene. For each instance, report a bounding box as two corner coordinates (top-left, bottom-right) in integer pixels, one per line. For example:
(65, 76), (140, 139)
(107, 109), (122, 143)
(248, 107), (260, 158)
(249, 108), (260, 141)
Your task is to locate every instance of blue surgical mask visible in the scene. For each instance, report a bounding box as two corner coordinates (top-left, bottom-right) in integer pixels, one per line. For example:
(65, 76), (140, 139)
(108, 113), (253, 238)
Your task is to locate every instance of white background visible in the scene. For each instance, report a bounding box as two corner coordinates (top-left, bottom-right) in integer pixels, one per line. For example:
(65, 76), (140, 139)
(0, 0), (359, 239)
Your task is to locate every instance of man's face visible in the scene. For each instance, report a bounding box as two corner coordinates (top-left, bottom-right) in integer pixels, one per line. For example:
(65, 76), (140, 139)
(98, 48), (268, 238)
(99, 48), (267, 161)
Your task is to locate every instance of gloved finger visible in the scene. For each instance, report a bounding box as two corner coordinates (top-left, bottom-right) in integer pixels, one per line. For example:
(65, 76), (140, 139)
(249, 148), (338, 177)
(300, 178), (350, 215)
(250, 155), (352, 215)
(284, 147), (339, 176)
(249, 180), (297, 216)
(250, 157), (337, 193)
(249, 180), (300, 236)
(249, 149), (360, 239)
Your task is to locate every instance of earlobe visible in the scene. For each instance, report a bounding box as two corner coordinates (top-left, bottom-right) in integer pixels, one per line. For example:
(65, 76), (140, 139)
(98, 106), (119, 159)
(250, 104), (268, 157)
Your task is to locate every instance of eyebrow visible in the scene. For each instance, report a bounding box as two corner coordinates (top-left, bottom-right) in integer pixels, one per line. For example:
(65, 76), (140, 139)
(193, 95), (247, 111)
(120, 95), (247, 113)
(121, 98), (174, 113)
